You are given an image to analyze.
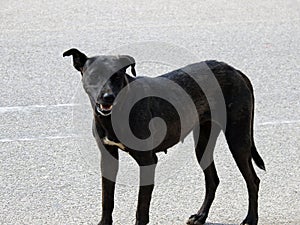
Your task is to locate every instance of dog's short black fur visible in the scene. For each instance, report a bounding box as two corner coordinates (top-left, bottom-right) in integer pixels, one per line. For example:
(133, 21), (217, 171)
(63, 48), (265, 225)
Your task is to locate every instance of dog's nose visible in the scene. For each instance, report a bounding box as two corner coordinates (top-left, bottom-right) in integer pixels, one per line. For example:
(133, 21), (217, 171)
(102, 93), (115, 103)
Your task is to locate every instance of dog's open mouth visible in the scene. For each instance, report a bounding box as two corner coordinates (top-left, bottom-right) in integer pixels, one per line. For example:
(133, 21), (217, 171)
(96, 103), (113, 116)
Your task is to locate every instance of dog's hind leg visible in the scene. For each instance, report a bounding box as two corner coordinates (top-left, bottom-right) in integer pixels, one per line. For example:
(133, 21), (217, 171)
(225, 109), (261, 225)
(187, 121), (221, 225)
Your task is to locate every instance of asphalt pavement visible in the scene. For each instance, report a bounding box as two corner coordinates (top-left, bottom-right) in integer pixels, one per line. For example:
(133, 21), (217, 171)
(0, 0), (299, 224)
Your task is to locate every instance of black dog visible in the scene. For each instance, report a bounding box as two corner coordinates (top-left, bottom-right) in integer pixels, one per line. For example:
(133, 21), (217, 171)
(63, 48), (265, 225)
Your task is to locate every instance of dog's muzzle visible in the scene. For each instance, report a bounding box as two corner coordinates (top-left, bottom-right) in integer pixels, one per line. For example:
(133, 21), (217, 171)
(96, 93), (115, 116)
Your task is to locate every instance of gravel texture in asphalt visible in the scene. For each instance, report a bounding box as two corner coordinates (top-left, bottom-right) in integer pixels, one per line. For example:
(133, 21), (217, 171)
(1, 0), (299, 224)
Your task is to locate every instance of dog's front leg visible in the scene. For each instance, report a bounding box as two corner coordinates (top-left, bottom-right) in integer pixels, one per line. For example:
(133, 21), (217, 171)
(98, 145), (119, 225)
(93, 121), (119, 225)
(131, 152), (158, 225)
(100, 176), (116, 225)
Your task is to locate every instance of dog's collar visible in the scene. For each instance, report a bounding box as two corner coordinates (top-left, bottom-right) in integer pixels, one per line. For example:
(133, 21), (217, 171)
(102, 137), (125, 150)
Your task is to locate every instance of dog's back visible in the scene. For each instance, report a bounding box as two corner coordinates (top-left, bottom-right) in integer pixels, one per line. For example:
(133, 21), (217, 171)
(124, 60), (255, 152)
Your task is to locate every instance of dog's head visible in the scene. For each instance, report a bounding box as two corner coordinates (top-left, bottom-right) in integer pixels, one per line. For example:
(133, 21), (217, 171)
(63, 48), (136, 116)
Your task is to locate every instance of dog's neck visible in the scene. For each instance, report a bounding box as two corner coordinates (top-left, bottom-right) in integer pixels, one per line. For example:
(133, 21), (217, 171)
(92, 72), (136, 151)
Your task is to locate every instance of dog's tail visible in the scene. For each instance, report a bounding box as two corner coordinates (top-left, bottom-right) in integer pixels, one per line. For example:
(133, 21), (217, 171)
(239, 71), (266, 171)
(251, 145), (265, 171)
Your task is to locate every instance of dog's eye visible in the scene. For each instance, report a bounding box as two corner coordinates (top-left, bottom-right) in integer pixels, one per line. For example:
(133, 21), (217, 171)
(112, 74), (123, 81)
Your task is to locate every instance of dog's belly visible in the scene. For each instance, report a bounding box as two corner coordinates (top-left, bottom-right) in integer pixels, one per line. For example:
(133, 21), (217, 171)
(127, 96), (200, 152)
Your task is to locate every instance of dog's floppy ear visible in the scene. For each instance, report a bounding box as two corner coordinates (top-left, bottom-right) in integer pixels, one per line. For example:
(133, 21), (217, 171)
(118, 55), (136, 76)
(63, 48), (88, 73)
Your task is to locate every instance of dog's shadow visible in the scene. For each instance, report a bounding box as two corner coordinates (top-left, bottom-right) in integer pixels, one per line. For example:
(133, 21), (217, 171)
(205, 223), (237, 225)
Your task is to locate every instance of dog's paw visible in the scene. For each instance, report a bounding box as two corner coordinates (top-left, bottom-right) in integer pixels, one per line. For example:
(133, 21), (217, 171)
(135, 219), (149, 225)
(186, 213), (207, 225)
(240, 217), (258, 225)
(98, 222), (112, 225)
(240, 222), (257, 225)
(97, 218), (112, 225)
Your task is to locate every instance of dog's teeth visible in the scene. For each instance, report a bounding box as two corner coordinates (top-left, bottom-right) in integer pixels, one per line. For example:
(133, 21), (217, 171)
(97, 107), (102, 113)
(99, 104), (113, 111)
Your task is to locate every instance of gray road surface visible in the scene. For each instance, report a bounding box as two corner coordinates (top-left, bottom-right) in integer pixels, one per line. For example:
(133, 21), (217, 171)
(1, 0), (299, 224)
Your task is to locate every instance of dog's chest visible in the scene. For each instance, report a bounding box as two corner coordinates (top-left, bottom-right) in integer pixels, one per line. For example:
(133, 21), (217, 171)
(102, 137), (126, 150)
